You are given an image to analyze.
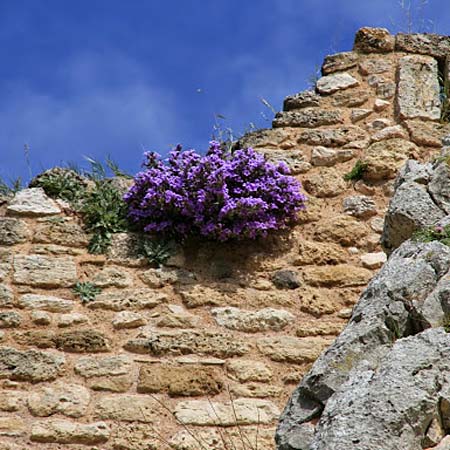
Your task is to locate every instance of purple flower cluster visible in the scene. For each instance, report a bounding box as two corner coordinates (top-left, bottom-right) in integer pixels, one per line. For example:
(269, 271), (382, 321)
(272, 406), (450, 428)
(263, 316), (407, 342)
(124, 141), (307, 241)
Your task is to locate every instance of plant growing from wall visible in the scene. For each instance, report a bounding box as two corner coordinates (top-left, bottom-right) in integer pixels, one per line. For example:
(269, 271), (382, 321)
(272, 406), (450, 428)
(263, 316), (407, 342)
(124, 141), (306, 242)
(413, 224), (450, 246)
(73, 281), (102, 303)
(343, 160), (368, 182)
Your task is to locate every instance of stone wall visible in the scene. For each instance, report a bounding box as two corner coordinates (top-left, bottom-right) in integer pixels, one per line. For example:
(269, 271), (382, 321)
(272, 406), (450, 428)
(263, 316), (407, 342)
(0, 27), (449, 449)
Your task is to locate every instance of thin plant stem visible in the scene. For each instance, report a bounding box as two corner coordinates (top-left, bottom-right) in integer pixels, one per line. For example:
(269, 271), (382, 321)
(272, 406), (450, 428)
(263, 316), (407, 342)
(206, 396), (237, 450)
(226, 386), (249, 450)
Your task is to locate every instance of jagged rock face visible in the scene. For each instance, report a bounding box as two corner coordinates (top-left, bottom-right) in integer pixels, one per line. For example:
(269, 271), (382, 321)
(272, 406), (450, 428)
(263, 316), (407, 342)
(276, 239), (450, 449)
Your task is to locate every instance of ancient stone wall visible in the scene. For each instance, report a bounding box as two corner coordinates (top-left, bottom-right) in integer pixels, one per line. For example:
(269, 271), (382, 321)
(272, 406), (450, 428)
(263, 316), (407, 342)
(0, 27), (449, 449)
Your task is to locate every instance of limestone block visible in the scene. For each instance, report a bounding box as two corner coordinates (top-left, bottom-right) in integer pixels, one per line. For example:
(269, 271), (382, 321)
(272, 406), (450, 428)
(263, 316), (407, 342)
(302, 264), (373, 287)
(314, 214), (369, 247)
(57, 313), (88, 327)
(371, 125), (408, 142)
(0, 218), (30, 245)
(88, 288), (167, 311)
(112, 311), (146, 329)
(343, 195), (377, 219)
(316, 73), (359, 94)
(18, 294), (74, 312)
(257, 148), (310, 174)
(360, 252), (387, 269)
(0, 416), (26, 437)
(322, 51), (358, 75)
(303, 168), (346, 198)
(95, 395), (160, 422)
(226, 359), (273, 382)
(6, 188), (60, 216)
(0, 312), (21, 328)
(92, 266), (133, 288)
(405, 120), (450, 147)
(0, 284), (14, 308)
(33, 219), (89, 247)
(359, 57), (393, 75)
(396, 32), (450, 58)
(298, 126), (367, 146)
(273, 108), (344, 128)
(353, 27), (395, 53)
(293, 240), (348, 265)
(74, 355), (132, 378)
(331, 88), (369, 107)
(310, 146), (354, 166)
(283, 90), (320, 110)
(0, 391), (22, 412)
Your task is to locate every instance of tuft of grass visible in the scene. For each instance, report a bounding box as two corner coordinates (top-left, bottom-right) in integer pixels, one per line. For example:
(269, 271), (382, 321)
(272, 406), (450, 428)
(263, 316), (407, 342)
(413, 224), (450, 247)
(73, 281), (102, 304)
(343, 160), (368, 182)
(139, 238), (175, 267)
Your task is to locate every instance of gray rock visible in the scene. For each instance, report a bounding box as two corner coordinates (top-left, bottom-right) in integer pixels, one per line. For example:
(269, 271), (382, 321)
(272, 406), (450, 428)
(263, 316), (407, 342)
(316, 73), (359, 95)
(257, 149), (310, 174)
(0, 218), (30, 245)
(397, 55), (441, 121)
(381, 182), (445, 252)
(0, 312), (21, 328)
(394, 159), (434, 189)
(273, 109), (344, 128)
(353, 27), (395, 53)
(298, 126), (367, 147)
(321, 51), (358, 75)
(343, 195), (377, 219)
(284, 91), (321, 110)
(277, 240), (450, 449)
(396, 32), (450, 58)
(429, 162), (450, 214)
(236, 128), (291, 149)
(6, 188), (61, 216)
(272, 270), (301, 289)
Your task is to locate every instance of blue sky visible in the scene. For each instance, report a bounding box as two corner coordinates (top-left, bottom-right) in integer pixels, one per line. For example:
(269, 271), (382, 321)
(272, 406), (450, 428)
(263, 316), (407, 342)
(1, 0), (449, 182)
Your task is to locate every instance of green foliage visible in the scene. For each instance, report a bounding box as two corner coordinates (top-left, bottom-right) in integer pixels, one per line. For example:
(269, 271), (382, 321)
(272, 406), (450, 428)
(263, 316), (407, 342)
(139, 238), (174, 267)
(413, 224), (450, 247)
(343, 160), (368, 182)
(80, 180), (129, 254)
(0, 176), (23, 195)
(73, 281), (102, 303)
(444, 315), (450, 333)
(83, 155), (132, 180)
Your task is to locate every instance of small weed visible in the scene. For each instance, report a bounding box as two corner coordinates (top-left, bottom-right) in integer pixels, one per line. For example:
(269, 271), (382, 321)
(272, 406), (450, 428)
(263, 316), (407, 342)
(443, 315), (450, 333)
(0, 176), (23, 195)
(73, 282), (102, 303)
(439, 59), (450, 123)
(139, 238), (174, 267)
(413, 224), (450, 247)
(343, 160), (368, 182)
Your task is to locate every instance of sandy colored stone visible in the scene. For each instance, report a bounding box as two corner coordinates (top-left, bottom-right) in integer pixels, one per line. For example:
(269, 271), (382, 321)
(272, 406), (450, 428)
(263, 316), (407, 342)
(304, 167), (346, 198)
(292, 240), (348, 266)
(139, 267), (195, 288)
(343, 195), (377, 219)
(112, 311), (146, 329)
(31, 310), (51, 325)
(0, 416), (26, 437)
(13, 254), (77, 287)
(156, 304), (199, 328)
(88, 288), (167, 311)
(359, 57), (393, 75)
(0, 312), (21, 328)
(6, 188), (61, 216)
(226, 359), (273, 382)
(283, 90), (321, 110)
(360, 251), (387, 269)
(0, 284), (13, 308)
(0, 391), (22, 412)
(124, 329), (249, 358)
(211, 306), (294, 332)
(17, 294), (74, 312)
(57, 312), (88, 327)
(87, 374), (133, 393)
(54, 330), (110, 353)
(296, 320), (346, 337)
(331, 88), (369, 107)
(92, 266), (133, 288)
(396, 32), (450, 58)
(310, 146), (354, 166)
(174, 398), (280, 426)
(30, 420), (110, 444)
(322, 51), (358, 74)
(179, 285), (229, 308)
(371, 125), (408, 142)
(257, 148), (310, 174)
(361, 138), (419, 181)
(0, 218), (30, 245)
(353, 27), (395, 53)
(314, 214), (369, 247)
(27, 382), (90, 418)
(397, 55), (441, 120)
(298, 125), (367, 147)
(273, 108), (344, 128)
(229, 382), (282, 398)
(302, 264), (372, 287)
(316, 73), (359, 94)
(75, 355), (132, 377)
(138, 364), (223, 396)
(374, 98), (390, 111)
(405, 120), (450, 147)
(351, 108), (372, 123)
(0, 347), (65, 382)
(95, 394), (161, 422)
(257, 336), (332, 364)
(33, 219), (89, 247)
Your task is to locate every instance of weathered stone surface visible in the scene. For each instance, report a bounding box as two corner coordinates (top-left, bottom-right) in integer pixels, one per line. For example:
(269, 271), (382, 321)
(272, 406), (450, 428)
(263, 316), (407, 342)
(88, 374), (132, 392)
(237, 128), (292, 149)
(157, 304), (199, 328)
(371, 124), (409, 141)
(28, 382), (90, 417)
(257, 148), (310, 174)
(376, 80), (396, 99)
(271, 269), (301, 289)
(292, 240), (347, 266)
(314, 215), (369, 246)
(125, 329), (249, 358)
(75, 355), (132, 377)
(298, 126), (367, 146)
(0, 284), (14, 308)
(140, 267), (196, 288)
(397, 55), (441, 120)
(359, 57), (393, 75)
(322, 51), (358, 75)
(353, 27), (395, 53)
(17, 294), (74, 312)
(303, 168), (346, 198)
(31, 310), (51, 325)
(276, 240), (450, 450)
(350, 108), (371, 123)
(360, 251), (387, 269)
(31, 420), (110, 444)
(296, 321), (345, 337)
(361, 138), (419, 181)
(0, 416), (25, 437)
(283, 91), (320, 110)
(230, 382), (282, 398)
(0, 218), (30, 245)
(138, 364), (223, 396)
(428, 161), (450, 214)
(33, 219), (89, 247)
(112, 311), (146, 329)
(405, 120), (450, 147)
(273, 109), (343, 128)
(374, 98), (390, 111)
(302, 264), (372, 287)
(382, 181), (445, 252)
(211, 307), (294, 332)
(92, 266), (133, 288)
(95, 395), (160, 422)
(107, 232), (144, 263)
(257, 336), (332, 364)
(0, 312), (21, 328)
(0, 391), (22, 412)
(226, 359), (273, 382)
(6, 188), (61, 216)
(316, 73), (359, 94)
(174, 398), (280, 426)
(57, 312), (88, 327)
(343, 195), (377, 219)
(331, 88), (369, 107)
(396, 32), (450, 58)
(88, 288), (167, 311)
(310, 146), (353, 166)
(0, 347), (65, 382)
(13, 255), (77, 287)
(55, 330), (110, 353)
